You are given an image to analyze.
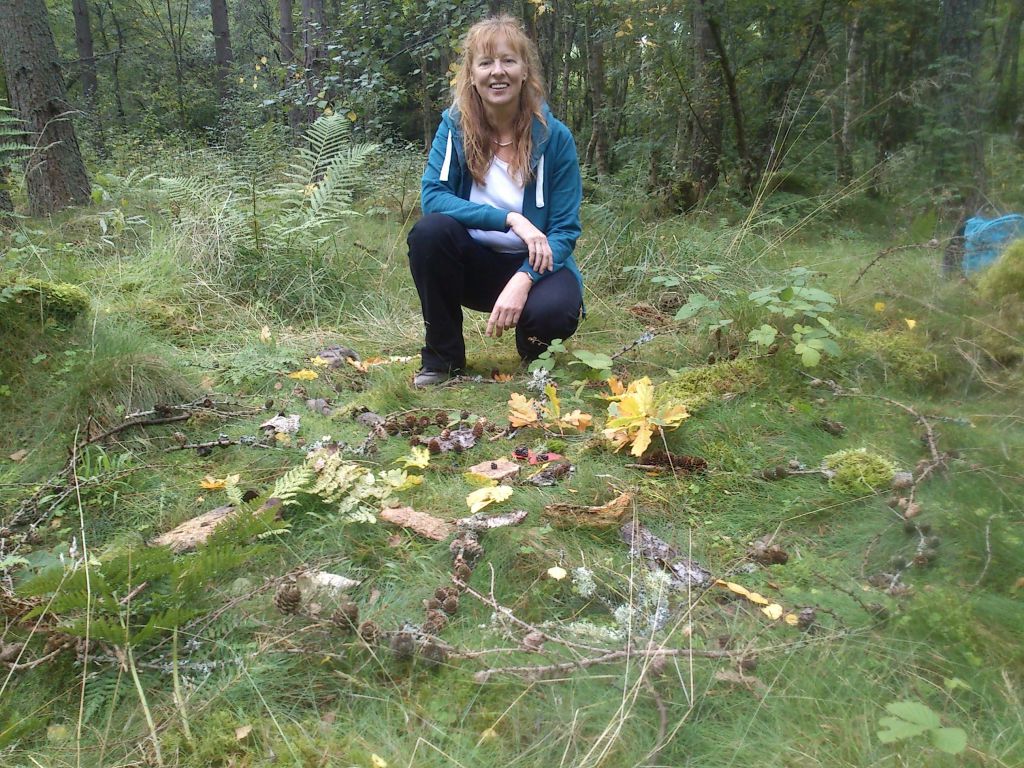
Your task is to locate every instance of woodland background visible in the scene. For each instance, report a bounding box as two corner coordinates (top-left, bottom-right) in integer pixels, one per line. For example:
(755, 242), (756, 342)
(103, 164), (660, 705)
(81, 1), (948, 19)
(1, 2), (1023, 768)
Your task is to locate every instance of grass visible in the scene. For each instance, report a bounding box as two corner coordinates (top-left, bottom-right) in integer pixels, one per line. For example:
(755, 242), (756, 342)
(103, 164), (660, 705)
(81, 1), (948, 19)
(1, 138), (1022, 768)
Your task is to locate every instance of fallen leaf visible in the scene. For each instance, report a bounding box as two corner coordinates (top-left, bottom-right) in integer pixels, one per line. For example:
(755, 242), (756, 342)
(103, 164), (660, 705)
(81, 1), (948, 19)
(466, 485), (513, 514)
(874, 301), (886, 312)
(466, 458), (520, 483)
(235, 725), (253, 741)
(760, 603), (784, 620)
(492, 372), (514, 382)
(784, 613), (799, 625)
(557, 409), (593, 430)
(547, 566), (567, 580)
(394, 446), (431, 469)
(508, 393), (541, 428)
(380, 506), (454, 541)
(904, 318), (917, 330)
(370, 754), (388, 768)
(714, 668), (767, 695)
(8, 449), (27, 462)
(259, 325), (272, 343)
(287, 369), (319, 380)
(545, 491), (633, 528)
(199, 474), (239, 490)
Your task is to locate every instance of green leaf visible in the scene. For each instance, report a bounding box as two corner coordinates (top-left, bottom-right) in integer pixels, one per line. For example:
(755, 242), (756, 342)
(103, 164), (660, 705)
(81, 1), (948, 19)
(779, 286), (794, 301)
(747, 324), (778, 347)
(571, 350), (613, 370)
(795, 344), (821, 367)
(885, 701), (942, 729)
(930, 727), (967, 754)
(877, 717), (930, 742)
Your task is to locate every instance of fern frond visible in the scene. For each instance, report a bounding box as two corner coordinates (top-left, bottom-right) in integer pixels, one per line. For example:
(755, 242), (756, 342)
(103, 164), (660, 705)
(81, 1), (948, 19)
(270, 464), (314, 503)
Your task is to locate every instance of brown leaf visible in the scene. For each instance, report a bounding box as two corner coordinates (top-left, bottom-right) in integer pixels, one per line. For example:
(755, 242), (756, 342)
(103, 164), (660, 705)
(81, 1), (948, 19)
(544, 491), (633, 528)
(467, 459), (520, 484)
(379, 506), (454, 541)
(234, 725), (253, 741)
(150, 505), (237, 553)
(8, 449), (27, 463)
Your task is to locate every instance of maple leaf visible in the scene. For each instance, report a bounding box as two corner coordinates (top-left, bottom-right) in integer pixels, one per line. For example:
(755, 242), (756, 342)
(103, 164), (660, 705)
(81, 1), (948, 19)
(508, 393), (541, 428)
(394, 446), (431, 469)
(602, 377), (689, 457)
(466, 485), (513, 514)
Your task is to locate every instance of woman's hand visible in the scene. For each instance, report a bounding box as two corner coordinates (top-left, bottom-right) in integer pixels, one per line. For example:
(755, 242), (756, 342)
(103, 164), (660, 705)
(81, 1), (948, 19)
(486, 272), (533, 338)
(506, 212), (553, 274)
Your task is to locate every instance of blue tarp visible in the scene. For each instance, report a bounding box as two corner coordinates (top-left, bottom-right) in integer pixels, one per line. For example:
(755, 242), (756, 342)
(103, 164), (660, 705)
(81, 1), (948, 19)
(963, 215), (1024, 273)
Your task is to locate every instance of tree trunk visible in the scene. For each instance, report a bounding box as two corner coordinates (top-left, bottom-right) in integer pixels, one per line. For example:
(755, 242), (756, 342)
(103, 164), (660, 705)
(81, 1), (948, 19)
(0, 166), (13, 217)
(0, 0), (91, 215)
(834, 13), (863, 185)
(72, 0), (98, 104)
(583, 15), (609, 176)
(302, 0), (326, 123)
(683, 0), (723, 208)
(993, 0), (1024, 124)
(279, 0), (301, 134)
(211, 0), (234, 102)
(937, 0), (985, 274)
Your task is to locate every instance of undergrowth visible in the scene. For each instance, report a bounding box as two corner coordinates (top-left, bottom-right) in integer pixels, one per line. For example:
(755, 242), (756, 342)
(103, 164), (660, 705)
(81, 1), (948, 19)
(0, 131), (1022, 768)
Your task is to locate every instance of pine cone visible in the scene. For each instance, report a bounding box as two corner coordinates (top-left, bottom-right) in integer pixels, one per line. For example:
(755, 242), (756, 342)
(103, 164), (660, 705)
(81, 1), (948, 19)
(423, 597), (442, 611)
(420, 640), (449, 668)
(358, 620), (381, 644)
(453, 560), (473, 584)
(427, 438), (442, 454)
(274, 582), (302, 615)
(797, 606), (817, 630)
(331, 601), (359, 633)
(441, 595), (459, 615)
(422, 609), (448, 635)
(390, 631), (415, 661)
(435, 411), (448, 427)
(433, 586), (450, 602)
(472, 420), (485, 438)
(404, 414), (418, 429)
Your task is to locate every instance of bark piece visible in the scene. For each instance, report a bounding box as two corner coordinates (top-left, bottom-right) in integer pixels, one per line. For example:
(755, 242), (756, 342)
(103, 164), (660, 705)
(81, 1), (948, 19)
(295, 570), (360, 601)
(151, 505), (236, 553)
(467, 459), (520, 483)
(527, 461), (573, 486)
(455, 509), (529, 531)
(380, 506), (454, 541)
(620, 520), (712, 588)
(544, 491), (633, 528)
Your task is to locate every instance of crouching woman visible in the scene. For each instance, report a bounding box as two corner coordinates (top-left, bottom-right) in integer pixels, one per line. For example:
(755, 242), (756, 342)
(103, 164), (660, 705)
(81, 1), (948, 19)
(407, 15), (583, 386)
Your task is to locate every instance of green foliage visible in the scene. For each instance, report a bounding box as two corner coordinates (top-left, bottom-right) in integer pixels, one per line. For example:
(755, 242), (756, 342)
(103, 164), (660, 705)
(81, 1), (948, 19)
(0, 277), (90, 323)
(978, 240), (1024, 302)
(822, 448), (897, 495)
(877, 701), (967, 755)
(846, 328), (945, 384)
(0, 102), (30, 172)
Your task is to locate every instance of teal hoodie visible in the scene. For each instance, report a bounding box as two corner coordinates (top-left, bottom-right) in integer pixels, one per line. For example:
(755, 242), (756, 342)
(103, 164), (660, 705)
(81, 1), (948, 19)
(420, 104), (584, 291)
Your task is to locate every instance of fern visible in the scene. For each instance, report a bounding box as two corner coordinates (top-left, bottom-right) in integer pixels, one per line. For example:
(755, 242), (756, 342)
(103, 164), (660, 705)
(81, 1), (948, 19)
(270, 463), (314, 504)
(82, 669), (125, 726)
(0, 102), (30, 169)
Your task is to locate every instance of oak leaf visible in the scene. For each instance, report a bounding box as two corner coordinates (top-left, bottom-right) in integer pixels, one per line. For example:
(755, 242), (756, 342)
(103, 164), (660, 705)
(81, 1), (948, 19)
(508, 393), (541, 428)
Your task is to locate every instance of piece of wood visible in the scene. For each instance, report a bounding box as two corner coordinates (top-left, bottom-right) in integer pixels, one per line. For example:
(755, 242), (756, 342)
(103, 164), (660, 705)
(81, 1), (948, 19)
(379, 506), (454, 541)
(150, 505), (236, 553)
(544, 491), (633, 528)
(467, 458), (520, 484)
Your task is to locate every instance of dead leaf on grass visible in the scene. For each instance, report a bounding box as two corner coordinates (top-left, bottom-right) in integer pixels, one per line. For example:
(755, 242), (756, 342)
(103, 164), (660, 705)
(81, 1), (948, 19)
(714, 669), (767, 695)
(379, 506), (454, 541)
(8, 449), (27, 462)
(466, 485), (513, 514)
(544, 491), (633, 528)
(235, 725), (253, 741)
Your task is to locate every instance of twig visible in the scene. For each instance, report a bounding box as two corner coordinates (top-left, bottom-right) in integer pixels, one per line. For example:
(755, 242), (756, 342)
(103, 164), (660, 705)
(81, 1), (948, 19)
(472, 646), (732, 682)
(971, 515), (995, 589)
(643, 677), (669, 763)
(0, 646), (64, 671)
(164, 436), (274, 453)
(851, 240), (941, 286)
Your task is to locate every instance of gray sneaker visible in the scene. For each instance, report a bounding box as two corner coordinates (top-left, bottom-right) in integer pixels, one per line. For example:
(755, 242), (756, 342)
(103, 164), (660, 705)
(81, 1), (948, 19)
(413, 369), (451, 387)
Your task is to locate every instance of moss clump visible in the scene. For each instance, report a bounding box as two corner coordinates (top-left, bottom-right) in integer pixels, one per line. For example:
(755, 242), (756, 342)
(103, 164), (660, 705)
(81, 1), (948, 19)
(976, 296), (1024, 364)
(0, 277), (90, 323)
(978, 238), (1024, 301)
(662, 358), (766, 411)
(822, 448), (897, 495)
(846, 328), (945, 384)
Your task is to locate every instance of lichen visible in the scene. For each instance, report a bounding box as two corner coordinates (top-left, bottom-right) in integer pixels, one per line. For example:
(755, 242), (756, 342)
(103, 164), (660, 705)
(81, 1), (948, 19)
(822, 448), (897, 495)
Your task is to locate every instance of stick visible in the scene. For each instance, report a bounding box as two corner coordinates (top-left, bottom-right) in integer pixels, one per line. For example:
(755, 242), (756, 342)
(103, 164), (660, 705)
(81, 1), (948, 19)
(472, 646), (732, 682)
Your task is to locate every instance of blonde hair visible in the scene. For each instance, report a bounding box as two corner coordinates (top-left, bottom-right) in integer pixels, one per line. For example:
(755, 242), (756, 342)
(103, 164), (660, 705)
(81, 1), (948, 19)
(453, 15), (546, 184)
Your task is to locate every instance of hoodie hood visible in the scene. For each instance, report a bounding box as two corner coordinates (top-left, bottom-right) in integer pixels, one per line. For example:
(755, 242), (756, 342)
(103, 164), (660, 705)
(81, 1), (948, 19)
(442, 102), (554, 171)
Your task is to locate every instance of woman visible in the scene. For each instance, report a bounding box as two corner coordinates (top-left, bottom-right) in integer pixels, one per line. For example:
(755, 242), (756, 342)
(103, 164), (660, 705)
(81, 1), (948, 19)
(408, 15), (583, 386)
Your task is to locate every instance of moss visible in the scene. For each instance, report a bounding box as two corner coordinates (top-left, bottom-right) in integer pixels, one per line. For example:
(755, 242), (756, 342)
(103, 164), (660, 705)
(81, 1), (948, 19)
(0, 277), (90, 323)
(846, 328), (946, 383)
(978, 238), (1024, 302)
(976, 295), (1024, 364)
(822, 448), (897, 495)
(661, 358), (766, 411)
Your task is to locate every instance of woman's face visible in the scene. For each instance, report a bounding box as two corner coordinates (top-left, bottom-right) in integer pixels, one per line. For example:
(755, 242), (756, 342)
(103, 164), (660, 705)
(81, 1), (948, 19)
(471, 35), (526, 114)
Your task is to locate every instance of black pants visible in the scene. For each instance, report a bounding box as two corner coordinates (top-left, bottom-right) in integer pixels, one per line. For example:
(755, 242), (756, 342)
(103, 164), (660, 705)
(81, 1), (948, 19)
(408, 213), (582, 372)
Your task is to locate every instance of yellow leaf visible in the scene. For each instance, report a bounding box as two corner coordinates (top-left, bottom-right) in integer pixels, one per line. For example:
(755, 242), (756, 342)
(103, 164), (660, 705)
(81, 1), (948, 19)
(394, 446), (431, 469)
(323, 106), (333, 115)
(542, 383), (561, 420)
(547, 566), (567, 580)
(508, 392), (541, 428)
(492, 371), (514, 382)
(631, 423), (653, 457)
(370, 755), (388, 768)
(287, 369), (318, 380)
(260, 56), (268, 65)
(873, 301), (886, 312)
(347, 111), (358, 122)
(761, 603), (784, 621)
(904, 318), (917, 329)
(309, 355), (330, 368)
(238, 76), (245, 84)
(235, 724), (252, 740)
(466, 485), (513, 514)
(606, 376), (626, 396)
(255, 63), (261, 71)
(558, 409), (593, 430)
(479, 727), (498, 741)
(784, 613), (799, 626)
(260, 325), (272, 343)
(200, 475), (226, 490)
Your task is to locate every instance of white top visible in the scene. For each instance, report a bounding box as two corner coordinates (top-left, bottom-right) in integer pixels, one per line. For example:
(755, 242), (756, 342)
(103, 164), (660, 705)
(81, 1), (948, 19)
(467, 157), (528, 253)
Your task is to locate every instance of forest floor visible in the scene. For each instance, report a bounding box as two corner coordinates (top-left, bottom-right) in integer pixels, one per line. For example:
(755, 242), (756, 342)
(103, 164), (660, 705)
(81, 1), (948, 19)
(1, 146), (1023, 767)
